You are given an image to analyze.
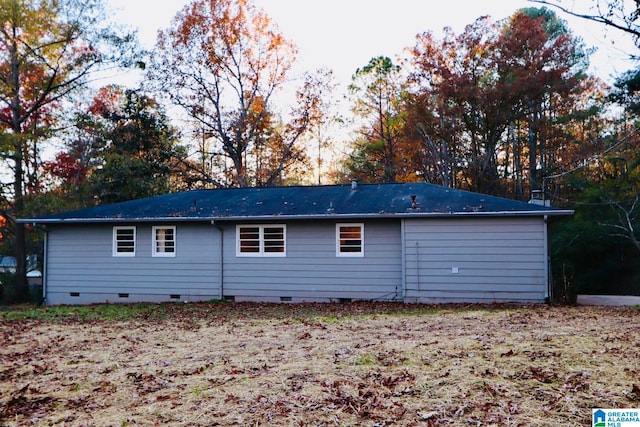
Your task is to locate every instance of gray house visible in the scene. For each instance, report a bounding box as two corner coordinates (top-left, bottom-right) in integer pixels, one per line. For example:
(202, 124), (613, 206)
(20, 182), (573, 305)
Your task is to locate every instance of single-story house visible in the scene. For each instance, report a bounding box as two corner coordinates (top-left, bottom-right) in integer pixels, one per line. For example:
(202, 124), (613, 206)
(19, 182), (573, 305)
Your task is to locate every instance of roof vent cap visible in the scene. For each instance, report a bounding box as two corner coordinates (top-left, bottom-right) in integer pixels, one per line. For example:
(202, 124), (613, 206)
(529, 190), (551, 207)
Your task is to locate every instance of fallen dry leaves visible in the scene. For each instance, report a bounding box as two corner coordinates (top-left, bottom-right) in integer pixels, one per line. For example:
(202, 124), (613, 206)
(0, 302), (639, 426)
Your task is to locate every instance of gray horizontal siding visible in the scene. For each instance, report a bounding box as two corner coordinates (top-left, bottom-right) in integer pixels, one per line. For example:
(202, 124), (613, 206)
(404, 291), (545, 304)
(45, 223), (221, 305)
(220, 220), (403, 301)
(43, 215), (550, 305)
(403, 217), (547, 303)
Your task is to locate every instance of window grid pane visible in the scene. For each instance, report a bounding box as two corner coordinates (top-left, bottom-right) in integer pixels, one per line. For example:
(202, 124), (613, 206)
(114, 227), (136, 256)
(239, 226), (261, 253)
(263, 227), (285, 253)
(118, 244), (135, 253)
(263, 242), (285, 252)
(237, 225), (285, 256)
(154, 227), (176, 255)
(340, 241), (362, 252)
(240, 240), (261, 252)
(239, 228), (260, 240)
(338, 224), (363, 256)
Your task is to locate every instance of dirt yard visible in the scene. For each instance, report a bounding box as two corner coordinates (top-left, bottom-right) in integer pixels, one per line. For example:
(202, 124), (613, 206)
(1, 302), (639, 426)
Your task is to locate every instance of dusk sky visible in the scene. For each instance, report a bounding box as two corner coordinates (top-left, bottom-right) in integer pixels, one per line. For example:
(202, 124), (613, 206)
(107, 0), (636, 88)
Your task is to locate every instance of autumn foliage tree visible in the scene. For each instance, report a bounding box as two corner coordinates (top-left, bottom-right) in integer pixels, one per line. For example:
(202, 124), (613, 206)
(524, 1), (640, 296)
(404, 8), (595, 197)
(0, 0), (136, 299)
(512, 9), (595, 187)
(39, 86), (183, 206)
(146, 0), (332, 188)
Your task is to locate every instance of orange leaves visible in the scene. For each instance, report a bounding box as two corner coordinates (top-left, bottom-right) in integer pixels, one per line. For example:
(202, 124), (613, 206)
(88, 85), (124, 117)
(0, 214), (5, 244)
(42, 152), (88, 183)
(403, 9), (595, 194)
(153, 0), (298, 111)
(147, 0), (328, 188)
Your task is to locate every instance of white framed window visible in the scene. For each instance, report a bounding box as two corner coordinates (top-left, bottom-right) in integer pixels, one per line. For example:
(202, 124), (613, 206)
(336, 223), (364, 257)
(236, 225), (286, 257)
(113, 226), (136, 257)
(153, 226), (176, 257)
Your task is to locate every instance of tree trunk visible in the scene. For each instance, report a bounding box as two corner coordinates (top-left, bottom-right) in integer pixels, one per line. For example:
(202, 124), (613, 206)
(12, 137), (28, 302)
(511, 122), (524, 200)
(10, 39), (28, 302)
(528, 105), (542, 192)
(528, 122), (538, 191)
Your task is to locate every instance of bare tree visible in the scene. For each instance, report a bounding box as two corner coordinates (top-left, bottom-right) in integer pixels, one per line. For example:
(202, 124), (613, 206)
(529, 0), (640, 53)
(146, 0), (332, 188)
(600, 194), (640, 253)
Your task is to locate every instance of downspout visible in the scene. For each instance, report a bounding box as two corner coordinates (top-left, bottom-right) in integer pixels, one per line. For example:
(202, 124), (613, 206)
(41, 226), (48, 306)
(400, 219), (406, 301)
(212, 221), (224, 301)
(543, 215), (550, 304)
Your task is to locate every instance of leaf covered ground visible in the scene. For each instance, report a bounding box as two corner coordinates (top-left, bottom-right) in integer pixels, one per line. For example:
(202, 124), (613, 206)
(0, 302), (639, 426)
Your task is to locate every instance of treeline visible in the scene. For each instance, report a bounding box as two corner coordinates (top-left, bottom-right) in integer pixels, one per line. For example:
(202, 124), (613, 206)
(342, 8), (640, 298)
(0, 0), (638, 299)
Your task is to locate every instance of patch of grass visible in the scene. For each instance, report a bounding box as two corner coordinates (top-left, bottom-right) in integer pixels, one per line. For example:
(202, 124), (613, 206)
(316, 315), (340, 324)
(207, 298), (230, 304)
(354, 352), (378, 366)
(0, 300), (527, 324)
(0, 302), (169, 322)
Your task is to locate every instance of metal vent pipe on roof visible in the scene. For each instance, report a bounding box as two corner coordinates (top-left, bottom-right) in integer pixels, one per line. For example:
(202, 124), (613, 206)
(351, 179), (357, 190)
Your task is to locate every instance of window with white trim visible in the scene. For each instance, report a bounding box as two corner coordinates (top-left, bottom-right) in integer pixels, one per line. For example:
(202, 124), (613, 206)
(153, 226), (176, 257)
(236, 225), (286, 256)
(113, 226), (136, 257)
(336, 223), (364, 257)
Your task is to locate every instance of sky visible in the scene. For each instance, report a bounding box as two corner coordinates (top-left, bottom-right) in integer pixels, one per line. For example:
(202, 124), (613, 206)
(107, 0), (637, 89)
(74, 0), (640, 179)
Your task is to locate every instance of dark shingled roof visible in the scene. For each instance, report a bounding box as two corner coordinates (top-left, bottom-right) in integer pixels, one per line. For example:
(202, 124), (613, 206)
(20, 182), (573, 224)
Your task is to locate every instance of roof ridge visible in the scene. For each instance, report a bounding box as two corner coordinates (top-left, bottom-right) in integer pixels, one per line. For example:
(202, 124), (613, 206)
(19, 182), (573, 223)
